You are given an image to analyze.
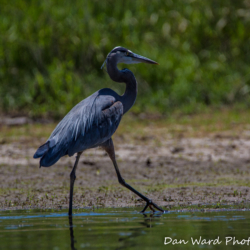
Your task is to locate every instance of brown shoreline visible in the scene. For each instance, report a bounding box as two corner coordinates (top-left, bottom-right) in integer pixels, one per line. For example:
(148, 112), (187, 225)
(1, 132), (250, 211)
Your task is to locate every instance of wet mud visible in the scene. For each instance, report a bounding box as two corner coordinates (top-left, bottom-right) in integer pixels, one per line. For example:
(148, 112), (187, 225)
(1, 126), (250, 211)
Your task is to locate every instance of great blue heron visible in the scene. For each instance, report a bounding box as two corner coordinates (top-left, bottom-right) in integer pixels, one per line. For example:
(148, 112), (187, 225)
(34, 46), (165, 215)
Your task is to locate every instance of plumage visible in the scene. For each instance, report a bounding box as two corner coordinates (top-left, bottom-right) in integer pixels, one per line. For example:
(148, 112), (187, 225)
(34, 88), (123, 167)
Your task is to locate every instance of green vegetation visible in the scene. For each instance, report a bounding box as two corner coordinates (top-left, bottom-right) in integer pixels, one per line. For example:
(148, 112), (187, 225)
(1, 0), (250, 117)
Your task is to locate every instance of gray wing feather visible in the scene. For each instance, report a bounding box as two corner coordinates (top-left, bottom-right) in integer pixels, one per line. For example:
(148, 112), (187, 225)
(50, 92), (99, 143)
(36, 90), (123, 167)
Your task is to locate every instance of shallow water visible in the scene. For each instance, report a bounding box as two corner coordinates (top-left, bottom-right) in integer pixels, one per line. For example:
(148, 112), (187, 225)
(0, 208), (250, 249)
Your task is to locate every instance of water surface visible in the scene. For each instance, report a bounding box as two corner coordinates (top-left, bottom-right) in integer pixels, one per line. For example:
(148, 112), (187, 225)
(0, 208), (249, 249)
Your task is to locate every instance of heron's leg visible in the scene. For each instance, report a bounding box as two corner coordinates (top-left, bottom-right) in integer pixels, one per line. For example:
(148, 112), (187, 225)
(69, 151), (83, 216)
(101, 139), (165, 213)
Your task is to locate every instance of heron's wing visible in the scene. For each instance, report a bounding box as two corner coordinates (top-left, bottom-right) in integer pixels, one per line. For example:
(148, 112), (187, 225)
(67, 99), (123, 156)
(50, 92), (100, 141)
(34, 93), (99, 160)
(34, 90), (123, 167)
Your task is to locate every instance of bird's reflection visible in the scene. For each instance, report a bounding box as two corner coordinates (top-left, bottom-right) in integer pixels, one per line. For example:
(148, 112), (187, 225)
(69, 216), (77, 250)
(116, 212), (164, 249)
(68, 211), (164, 250)
(143, 211), (164, 219)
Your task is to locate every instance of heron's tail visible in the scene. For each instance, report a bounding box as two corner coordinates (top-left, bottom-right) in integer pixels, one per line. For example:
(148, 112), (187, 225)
(33, 140), (66, 167)
(34, 142), (49, 159)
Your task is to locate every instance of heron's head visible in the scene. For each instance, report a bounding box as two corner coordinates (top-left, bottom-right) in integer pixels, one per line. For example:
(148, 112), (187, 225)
(101, 46), (158, 69)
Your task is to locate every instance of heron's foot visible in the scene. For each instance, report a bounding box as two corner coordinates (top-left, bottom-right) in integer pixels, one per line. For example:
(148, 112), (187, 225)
(140, 199), (167, 214)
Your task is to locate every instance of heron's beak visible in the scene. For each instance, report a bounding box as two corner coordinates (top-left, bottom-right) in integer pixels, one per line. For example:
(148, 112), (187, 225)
(131, 53), (158, 65)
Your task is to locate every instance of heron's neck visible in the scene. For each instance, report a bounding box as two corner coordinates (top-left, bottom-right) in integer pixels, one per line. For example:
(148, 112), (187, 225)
(121, 70), (137, 114)
(107, 63), (137, 114)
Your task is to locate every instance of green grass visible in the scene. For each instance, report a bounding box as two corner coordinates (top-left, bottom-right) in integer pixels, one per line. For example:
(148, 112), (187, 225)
(1, 107), (250, 143)
(1, 0), (250, 117)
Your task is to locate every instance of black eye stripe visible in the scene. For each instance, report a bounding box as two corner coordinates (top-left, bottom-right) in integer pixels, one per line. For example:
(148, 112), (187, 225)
(111, 46), (128, 53)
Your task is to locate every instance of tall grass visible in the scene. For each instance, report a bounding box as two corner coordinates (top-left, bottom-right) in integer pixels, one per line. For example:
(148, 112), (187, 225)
(1, 0), (250, 117)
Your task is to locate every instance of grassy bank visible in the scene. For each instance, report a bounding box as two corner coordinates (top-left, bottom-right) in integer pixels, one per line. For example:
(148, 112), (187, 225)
(1, 107), (250, 141)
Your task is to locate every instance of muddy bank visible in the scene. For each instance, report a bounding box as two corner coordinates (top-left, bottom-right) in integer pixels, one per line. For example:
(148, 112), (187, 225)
(1, 128), (250, 211)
